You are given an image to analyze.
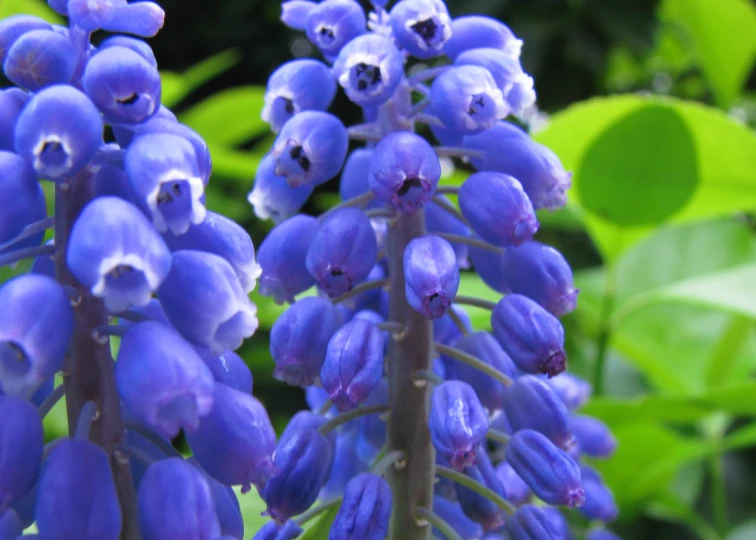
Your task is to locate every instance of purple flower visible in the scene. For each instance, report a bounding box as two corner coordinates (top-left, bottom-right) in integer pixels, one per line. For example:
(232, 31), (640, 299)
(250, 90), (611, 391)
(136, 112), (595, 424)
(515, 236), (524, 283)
(426, 196), (471, 269)
(252, 520), (303, 540)
(548, 373), (592, 411)
(305, 0), (366, 59)
(3, 29), (76, 91)
(281, 1), (315, 30)
(503, 504), (563, 540)
(389, 0), (452, 59)
(99, 35), (157, 67)
(249, 155), (314, 223)
(430, 496), (483, 540)
(197, 347), (253, 395)
(579, 465), (619, 522)
(0, 395), (43, 515)
(0, 16), (52, 64)
(333, 33), (404, 107)
(329, 473), (392, 540)
(0, 151), (46, 255)
(0, 88), (27, 151)
(443, 15), (522, 60)
(404, 235), (460, 318)
(495, 460), (531, 506)
(455, 449), (507, 531)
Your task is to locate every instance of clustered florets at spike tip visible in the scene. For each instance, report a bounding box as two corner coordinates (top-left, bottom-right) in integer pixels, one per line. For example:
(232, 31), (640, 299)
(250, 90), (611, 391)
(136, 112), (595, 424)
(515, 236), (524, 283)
(0, 0), (618, 539)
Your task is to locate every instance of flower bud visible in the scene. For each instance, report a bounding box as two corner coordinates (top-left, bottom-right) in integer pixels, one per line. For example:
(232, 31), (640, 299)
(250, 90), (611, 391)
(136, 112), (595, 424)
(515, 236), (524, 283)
(329, 473), (392, 540)
(430, 381), (489, 470)
(450, 331), (517, 411)
(404, 235), (460, 318)
(187, 383), (276, 491)
(495, 460), (531, 506)
(0, 275), (73, 398)
(431, 65), (508, 135)
(94, 162), (137, 203)
(321, 319), (384, 412)
(197, 348), (253, 395)
(68, 0), (121, 31)
(0, 151), (46, 255)
(14, 85), (103, 181)
(467, 240), (505, 293)
(390, 0), (451, 59)
(333, 33), (404, 107)
(458, 171), (538, 247)
(339, 149), (381, 207)
(137, 458), (221, 540)
(281, 0), (315, 30)
(306, 208), (378, 298)
(163, 211), (262, 294)
(321, 430), (370, 499)
(503, 504), (563, 540)
(491, 294), (566, 377)
(443, 15), (522, 60)
(0, 88), (27, 151)
(463, 121), (571, 211)
(355, 379), (388, 460)
(455, 450), (507, 530)
(189, 459), (245, 540)
(124, 132), (205, 235)
(502, 375), (573, 449)
(433, 305), (472, 347)
(249, 154), (314, 224)
(548, 372), (592, 411)
(0, 15), (52, 64)
(99, 1), (165, 37)
(4, 29), (76, 91)
(159, 250), (258, 353)
(430, 497), (483, 540)
(82, 45), (161, 124)
(369, 131), (441, 213)
(67, 197), (171, 312)
(36, 440), (122, 540)
(0, 396), (43, 515)
(270, 296), (342, 387)
(258, 215), (318, 303)
(305, 0), (365, 59)
(497, 241), (578, 317)
(579, 465), (618, 522)
(262, 59), (336, 133)
(130, 118), (211, 183)
(116, 321), (214, 438)
(100, 35), (157, 68)
(571, 415), (617, 458)
(252, 520), (303, 540)
(262, 412), (335, 523)
(271, 111), (348, 188)
(542, 507), (574, 539)
(505, 429), (584, 508)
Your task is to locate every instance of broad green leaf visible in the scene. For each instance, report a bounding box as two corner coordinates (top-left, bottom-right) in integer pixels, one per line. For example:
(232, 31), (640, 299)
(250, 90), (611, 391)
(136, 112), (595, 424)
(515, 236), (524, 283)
(534, 96), (756, 261)
(661, 0), (756, 108)
(180, 87), (267, 147)
(646, 493), (721, 540)
(724, 421), (756, 451)
(251, 290), (287, 331)
(160, 50), (241, 109)
(728, 522), (756, 540)
(581, 395), (710, 426)
(457, 273), (497, 329)
(705, 315), (753, 388)
(0, 0), (63, 22)
(159, 71), (187, 109)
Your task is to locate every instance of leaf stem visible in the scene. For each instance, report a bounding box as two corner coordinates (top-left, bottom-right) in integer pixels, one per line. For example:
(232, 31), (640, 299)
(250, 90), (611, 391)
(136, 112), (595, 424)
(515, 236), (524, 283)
(430, 196), (470, 227)
(435, 465), (516, 515)
(371, 450), (406, 476)
(434, 146), (485, 160)
(447, 307), (470, 336)
(330, 278), (390, 305)
(37, 383), (66, 418)
(453, 296), (497, 311)
(437, 233), (502, 254)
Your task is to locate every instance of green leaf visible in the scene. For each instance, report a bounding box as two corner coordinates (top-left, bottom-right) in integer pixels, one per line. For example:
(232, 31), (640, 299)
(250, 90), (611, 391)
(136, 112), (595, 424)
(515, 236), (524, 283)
(179, 87), (267, 147)
(159, 50), (241, 109)
(0, 0), (63, 22)
(705, 315), (753, 388)
(298, 504), (340, 540)
(728, 521), (756, 540)
(235, 487), (269, 535)
(581, 395), (710, 426)
(457, 273), (496, 329)
(661, 0), (756, 108)
(723, 421), (756, 451)
(251, 290), (288, 331)
(534, 95), (756, 261)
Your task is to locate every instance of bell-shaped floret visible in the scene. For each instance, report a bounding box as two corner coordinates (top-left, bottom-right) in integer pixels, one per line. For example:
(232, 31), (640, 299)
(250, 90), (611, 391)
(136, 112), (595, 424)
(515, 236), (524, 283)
(430, 381), (489, 470)
(262, 59), (336, 133)
(0, 15), (52, 64)
(455, 449), (507, 531)
(0, 151), (46, 255)
(35, 439), (122, 540)
(68, 0), (164, 37)
(262, 412), (335, 523)
(67, 196), (171, 312)
(0, 88), (27, 151)
(333, 33), (404, 107)
(430, 65), (508, 135)
(124, 133), (206, 235)
(450, 331), (517, 411)
(433, 305), (472, 348)
(0, 275), (72, 398)
(68, 0), (126, 31)
(467, 240), (506, 293)
(320, 319), (384, 412)
(281, 0), (315, 29)
(137, 458), (221, 540)
(355, 379), (388, 461)
(320, 430), (370, 499)
(390, 0), (451, 59)
(248, 154), (314, 223)
(163, 211), (262, 294)
(14, 85), (103, 181)
(458, 171), (538, 247)
(99, 35), (157, 67)
(491, 294), (566, 377)
(252, 520), (303, 540)
(579, 465), (618, 523)
(548, 372), (592, 411)
(503, 504), (563, 540)
(270, 111), (348, 188)
(82, 45), (161, 124)
(455, 47), (535, 114)
(306, 208), (378, 298)
(197, 348), (253, 395)
(94, 162), (137, 203)
(0, 395), (43, 515)
(497, 241), (578, 317)
(270, 296), (342, 387)
(305, 0), (365, 59)
(190, 460), (245, 540)
(116, 321), (214, 438)
(3, 29), (76, 91)
(495, 460), (531, 506)
(443, 15), (522, 60)
(502, 375), (573, 450)
(257, 215), (318, 304)
(329, 473), (392, 540)
(338, 148), (382, 209)
(404, 235), (460, 318)
(369, 131), (441, 213)
(463, 121), (571, 211)
(505, 429), (584, 508)
(158, 250), (258, 353)
(571, 415), (617, 458)
(431, 497), (484, 540)
(187, 383), (276, 492)
(426, 196), (471, 269)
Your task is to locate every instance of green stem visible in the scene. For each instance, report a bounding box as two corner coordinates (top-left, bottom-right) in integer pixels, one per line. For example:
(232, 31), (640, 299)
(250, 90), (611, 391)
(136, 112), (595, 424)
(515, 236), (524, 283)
(486, 428), (510, 446)
(453, 296), (496, 311)
(592, 264), (617, 396)
(436, 233), (502, 254)
(295, 496), (343, 526)
(318, 403), (389, 436)
(414, 507), (463, 540)
(435, 343), (512, 387)
(330, 278), (390, 305)
(435, 465), (515, 515)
